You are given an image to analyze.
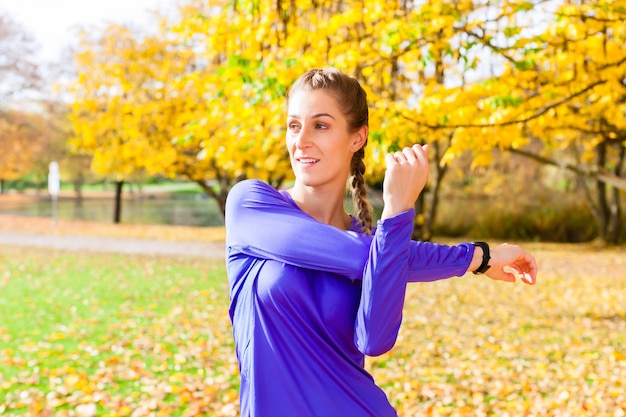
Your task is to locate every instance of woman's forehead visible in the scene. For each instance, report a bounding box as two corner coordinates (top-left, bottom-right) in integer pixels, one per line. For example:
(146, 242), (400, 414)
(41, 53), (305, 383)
(288, 89), (341, 116)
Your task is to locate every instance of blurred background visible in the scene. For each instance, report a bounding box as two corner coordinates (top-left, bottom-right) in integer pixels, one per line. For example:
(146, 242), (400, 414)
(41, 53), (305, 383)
(0, 0), (624, 243)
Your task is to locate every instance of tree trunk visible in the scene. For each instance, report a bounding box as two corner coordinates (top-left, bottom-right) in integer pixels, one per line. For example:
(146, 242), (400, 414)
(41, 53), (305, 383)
(412, 192), (429, 241)
(605, 143), (624, 243)
(196, 179), (230, 222)
(73, 180), (84, 201)
(427, 137), (449, 232)
(113, 180), (124, 224)
(591, 141), (623, 244)
(410, 44), (449, 242)
(605, 186), (622, 244)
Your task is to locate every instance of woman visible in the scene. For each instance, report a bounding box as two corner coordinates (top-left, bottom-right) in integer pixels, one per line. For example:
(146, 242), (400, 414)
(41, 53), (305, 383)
(225, 67), (538, 416)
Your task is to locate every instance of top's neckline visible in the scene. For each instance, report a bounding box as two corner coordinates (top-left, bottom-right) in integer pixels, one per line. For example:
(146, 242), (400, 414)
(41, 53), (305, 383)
(278, 189), (360, 232)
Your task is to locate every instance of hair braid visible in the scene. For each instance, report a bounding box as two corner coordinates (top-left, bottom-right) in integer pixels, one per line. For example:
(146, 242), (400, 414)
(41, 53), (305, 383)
(350, 148), (373, 234)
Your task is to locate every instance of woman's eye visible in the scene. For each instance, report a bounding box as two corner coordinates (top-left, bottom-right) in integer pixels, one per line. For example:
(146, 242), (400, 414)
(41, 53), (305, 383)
(315, 123), (327, 129)
(288, 124), (300, 132)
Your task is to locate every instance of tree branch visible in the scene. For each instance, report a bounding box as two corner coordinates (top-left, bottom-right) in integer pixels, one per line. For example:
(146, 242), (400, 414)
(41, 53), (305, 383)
(508, 147), (626, 191)
(398, 79), (608, 129)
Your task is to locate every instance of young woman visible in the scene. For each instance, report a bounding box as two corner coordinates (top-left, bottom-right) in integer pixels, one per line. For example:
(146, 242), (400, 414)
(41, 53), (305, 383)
(225, 67), (538, 417)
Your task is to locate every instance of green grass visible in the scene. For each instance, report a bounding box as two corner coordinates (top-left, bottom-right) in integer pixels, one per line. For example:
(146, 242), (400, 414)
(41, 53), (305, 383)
(0, 247), (235, 416)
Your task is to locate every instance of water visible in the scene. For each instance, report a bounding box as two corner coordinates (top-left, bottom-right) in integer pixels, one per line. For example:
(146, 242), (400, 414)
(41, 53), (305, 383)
(0, 193), (225, 227)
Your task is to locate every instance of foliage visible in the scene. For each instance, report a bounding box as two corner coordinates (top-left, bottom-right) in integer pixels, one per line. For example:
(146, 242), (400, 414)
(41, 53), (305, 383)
(0, 241), (625, 416)
(69, 24), (179, 182)
(0, 109), (47, 184)
(427, 0), (626, 242)
(66, 0), (626, 238)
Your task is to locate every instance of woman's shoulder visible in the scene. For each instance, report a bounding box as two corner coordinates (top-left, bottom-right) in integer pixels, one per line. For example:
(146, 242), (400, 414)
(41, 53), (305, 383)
(228, 179), (285, 205)
(231, 179), (277, 196)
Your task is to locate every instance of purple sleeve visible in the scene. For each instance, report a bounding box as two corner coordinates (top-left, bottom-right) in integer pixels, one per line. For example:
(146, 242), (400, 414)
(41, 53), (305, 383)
(225, 179), (372, 279)
(355, 211), (414, 356)
(355, 222), (474, 356)
(407, 241), (474, 282)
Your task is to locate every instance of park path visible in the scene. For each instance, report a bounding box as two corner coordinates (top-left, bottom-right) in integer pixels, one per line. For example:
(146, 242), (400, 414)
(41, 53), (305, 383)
(0, 230), (226, 260)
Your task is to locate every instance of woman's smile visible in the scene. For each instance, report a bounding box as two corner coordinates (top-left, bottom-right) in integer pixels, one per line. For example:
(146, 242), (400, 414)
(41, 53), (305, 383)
(295, 157), (320, 167)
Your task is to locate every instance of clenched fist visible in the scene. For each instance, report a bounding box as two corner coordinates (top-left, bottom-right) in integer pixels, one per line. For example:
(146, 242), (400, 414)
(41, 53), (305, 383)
(381, 144), (429, 220)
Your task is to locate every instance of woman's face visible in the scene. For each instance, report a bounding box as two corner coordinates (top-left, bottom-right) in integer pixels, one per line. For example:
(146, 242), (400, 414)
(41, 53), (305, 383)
(286, 89), (366, 190)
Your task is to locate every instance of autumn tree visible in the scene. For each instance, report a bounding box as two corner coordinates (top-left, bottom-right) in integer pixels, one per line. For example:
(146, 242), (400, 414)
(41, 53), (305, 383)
(417, 0), (626, 243)
(170, 0), (484, 226)
(0, 11), (40, 102)
(520, 0), (626, 244)
(70, 24), (180, 223)
(0, 11), (43, 193)
(69, 4), (294, 220)
(0, 109), (47, 192)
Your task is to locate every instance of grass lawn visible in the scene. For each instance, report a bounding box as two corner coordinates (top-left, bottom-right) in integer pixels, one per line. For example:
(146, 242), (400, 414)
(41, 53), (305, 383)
(0, 247), (236, 417)
(1, 240), (625, 416)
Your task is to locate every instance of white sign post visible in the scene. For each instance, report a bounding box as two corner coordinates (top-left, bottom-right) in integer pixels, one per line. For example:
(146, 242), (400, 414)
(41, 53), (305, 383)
(48, 161), (60, 228)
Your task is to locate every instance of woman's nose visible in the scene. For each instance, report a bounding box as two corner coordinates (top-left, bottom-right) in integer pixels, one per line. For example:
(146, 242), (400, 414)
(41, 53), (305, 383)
(295, 127), (313, 148)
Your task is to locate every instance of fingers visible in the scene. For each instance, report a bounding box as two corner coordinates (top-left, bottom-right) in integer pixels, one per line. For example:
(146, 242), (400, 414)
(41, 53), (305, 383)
(503, 265), (533, 284)
(388, 144), (429, 164)
(487, 244), (538, 286)
(384, 152), (396, 167)
(381, 144), (430, 219)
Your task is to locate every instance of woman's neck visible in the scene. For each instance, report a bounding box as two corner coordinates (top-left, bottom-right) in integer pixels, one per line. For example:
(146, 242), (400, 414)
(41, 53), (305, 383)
(287, 184), (351, 230)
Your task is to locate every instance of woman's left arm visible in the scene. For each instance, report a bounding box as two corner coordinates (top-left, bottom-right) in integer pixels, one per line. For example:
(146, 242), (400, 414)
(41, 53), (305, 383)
(405, 241), (475, 282)
(404, 241), (538, 284)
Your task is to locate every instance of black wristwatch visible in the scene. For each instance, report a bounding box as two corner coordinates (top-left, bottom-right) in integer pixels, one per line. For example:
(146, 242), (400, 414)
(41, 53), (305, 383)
(471, 241), (491, 274)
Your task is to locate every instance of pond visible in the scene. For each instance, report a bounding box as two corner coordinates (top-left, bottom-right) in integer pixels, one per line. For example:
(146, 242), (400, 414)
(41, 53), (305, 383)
(0, 192), (225, 227)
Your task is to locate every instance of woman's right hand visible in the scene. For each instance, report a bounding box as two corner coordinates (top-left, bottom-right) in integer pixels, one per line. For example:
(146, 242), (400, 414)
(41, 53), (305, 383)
(381, 144), (429, 220)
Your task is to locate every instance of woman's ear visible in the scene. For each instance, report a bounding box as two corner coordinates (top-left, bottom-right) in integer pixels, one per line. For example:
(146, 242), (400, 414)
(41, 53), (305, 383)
(350, 125), (368, 152)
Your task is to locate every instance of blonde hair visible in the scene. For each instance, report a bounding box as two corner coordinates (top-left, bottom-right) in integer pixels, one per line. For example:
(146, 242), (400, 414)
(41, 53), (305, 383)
(288, 67), (373, 234)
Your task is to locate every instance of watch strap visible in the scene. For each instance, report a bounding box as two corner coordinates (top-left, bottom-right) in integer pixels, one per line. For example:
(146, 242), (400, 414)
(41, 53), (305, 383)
(471, 241), (491, 275)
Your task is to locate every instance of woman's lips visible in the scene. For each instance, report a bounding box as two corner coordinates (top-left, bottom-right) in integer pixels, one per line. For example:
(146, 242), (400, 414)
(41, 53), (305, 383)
(297, 158), (320, 164)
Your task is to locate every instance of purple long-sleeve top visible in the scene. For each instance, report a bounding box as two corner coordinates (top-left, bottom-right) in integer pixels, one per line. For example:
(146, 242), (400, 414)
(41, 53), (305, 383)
(225, 179), (475, 417)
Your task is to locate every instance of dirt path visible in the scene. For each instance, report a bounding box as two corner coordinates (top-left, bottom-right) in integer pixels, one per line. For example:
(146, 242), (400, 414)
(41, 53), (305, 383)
(0, 230), (225, 259)
(0, 214), (226, 259)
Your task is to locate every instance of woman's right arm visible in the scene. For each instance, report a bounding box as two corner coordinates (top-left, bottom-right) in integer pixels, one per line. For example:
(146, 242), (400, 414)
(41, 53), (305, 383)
(225, 179), (372, 279)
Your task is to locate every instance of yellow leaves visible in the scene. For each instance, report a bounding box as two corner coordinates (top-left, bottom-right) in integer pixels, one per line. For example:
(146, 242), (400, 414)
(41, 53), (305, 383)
(470, 151), (493, 169)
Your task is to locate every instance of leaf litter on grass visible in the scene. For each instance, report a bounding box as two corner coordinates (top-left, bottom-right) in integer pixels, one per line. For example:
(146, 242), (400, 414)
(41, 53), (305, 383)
(0, 246), (237, 417)
(1, 241), (625, 416)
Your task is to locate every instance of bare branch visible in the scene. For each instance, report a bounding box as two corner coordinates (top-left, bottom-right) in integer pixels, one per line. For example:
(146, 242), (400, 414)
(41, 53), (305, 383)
(0, 12), (41, 102)
(508, 147), (626, 191)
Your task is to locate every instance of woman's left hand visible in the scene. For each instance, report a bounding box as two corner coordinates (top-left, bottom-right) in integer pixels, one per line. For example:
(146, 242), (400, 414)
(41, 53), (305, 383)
(485, 243), (538, 285)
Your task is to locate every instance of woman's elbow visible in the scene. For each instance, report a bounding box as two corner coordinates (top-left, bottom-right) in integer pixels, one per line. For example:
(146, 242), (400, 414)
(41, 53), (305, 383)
(355, 335), (398, 357)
